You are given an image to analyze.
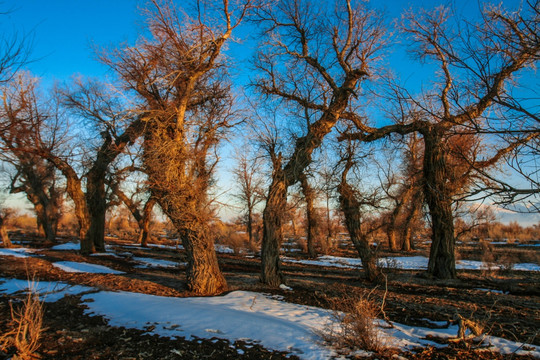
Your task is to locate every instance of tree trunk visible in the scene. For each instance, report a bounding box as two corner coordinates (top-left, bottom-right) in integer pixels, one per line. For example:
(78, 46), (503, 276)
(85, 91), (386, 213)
(338, 180), (380, 282)
(299, 173), (317, 258)
(85, 173), (107, 253)
(423, 130), (456, 279)
(261, 159), (287, 287)
(247, 207), (254, 245)
(138, 197), (156, 247)
(0, 216), (12, 248)
(143, 121), (228, 295)
(402, 193), (421, 252)
(260, 87), (358, 285)
(17, 166), (60, 243)
(387, 228), (398, 252)
(181, 224), (227, 295)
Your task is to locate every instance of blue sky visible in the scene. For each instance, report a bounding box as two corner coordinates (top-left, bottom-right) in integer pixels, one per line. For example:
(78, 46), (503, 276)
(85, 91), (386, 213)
(2, 0), (538, 225)
(4, 0), (513, 84)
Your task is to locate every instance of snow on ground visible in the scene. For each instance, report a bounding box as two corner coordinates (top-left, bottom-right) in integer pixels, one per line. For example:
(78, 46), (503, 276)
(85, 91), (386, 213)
(0, 278), (538, 359)
(215, 244), (234, 254)
(51, 242), (80, 251)
(0, 247), (36, 258)
(132, 257), (185, 269)
(283, 255), (540, 272)
(52, 261), (125, 274)
(90, 252), (122, 258)
(0, 278), (92, 302)
(148, 243), (184, 250)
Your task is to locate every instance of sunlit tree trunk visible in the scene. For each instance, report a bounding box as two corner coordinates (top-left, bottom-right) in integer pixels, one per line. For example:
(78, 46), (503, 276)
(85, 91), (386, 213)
(0, 215), (12, 248)
(261, 158), (286, 287)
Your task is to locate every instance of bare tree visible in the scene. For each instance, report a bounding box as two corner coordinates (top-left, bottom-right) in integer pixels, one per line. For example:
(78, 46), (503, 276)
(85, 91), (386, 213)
(342, 3), (540, 279)
(109, 168), (157, 247)
(101, 0), (252, 295)
(0, 73), (144, 253)
(253, 0), (387, 286)
(59, 78), (145, 253)
(232, 147), (265, 245)
(299, 171), (319, 258)
(7, 156), (63, 243)
(0, 8), (30, 84)
(0, 74), (64, 243)
(337, 141), (381, 281)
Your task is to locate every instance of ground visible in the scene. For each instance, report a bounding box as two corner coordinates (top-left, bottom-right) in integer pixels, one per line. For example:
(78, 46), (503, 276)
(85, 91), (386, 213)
(1, 232), (539, 359)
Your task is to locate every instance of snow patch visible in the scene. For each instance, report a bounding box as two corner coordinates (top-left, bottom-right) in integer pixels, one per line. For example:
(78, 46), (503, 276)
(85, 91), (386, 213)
(132, 257), (182, 269)
(51, 242), (80, 251)
(0, 247), (35, 258)
(52, 261), (124, 274)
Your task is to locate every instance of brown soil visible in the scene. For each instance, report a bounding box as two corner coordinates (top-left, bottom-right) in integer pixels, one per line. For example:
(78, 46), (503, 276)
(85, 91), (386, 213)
(1, 234), (539, 359)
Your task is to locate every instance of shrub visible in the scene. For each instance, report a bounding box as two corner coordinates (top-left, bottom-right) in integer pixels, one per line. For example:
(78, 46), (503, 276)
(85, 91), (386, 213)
(0, 284), (45, 359)
(320, 291), (387, 354)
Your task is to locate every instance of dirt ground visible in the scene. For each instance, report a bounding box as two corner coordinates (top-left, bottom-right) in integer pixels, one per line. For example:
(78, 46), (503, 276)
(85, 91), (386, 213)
(1, 233), (539, 359)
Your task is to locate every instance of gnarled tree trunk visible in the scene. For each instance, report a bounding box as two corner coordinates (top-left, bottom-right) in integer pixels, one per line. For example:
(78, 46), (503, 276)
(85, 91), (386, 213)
(402, 192), (421, 252)
(423, 130), (456, 279)
(181, 223), (228, 295)
(338, 178), (380, 282)
(138, 197), (156, 247)
(143, 118), (228, 295)
(261, 157), (287, 287)
(85, 173), (107, 252)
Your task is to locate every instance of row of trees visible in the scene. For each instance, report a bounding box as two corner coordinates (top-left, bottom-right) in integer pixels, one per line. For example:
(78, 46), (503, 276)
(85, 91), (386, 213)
(1, 0), (538, 295)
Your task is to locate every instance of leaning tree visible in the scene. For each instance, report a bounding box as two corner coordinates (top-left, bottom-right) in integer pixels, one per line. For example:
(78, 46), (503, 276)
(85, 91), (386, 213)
(252, 0), (387, 286)
(342, 3), (540, 279)
(101, 0), (253, 295)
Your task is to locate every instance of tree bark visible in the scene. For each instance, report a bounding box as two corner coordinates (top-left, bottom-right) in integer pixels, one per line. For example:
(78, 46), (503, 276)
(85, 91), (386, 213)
(143, 120), (228, 295)
(261, 158), (287, 287)
(338, 180), (380, 281)
(423, 130), (456, 279)
(299, 173), (317, 258)
(402, 192), (421, 252)
(181, 224), (227, 295)
(246, 207), (254, 245)
(138, 197), (156, 247)
(84, 173), (107, 252)
(386, 225), (398, 252)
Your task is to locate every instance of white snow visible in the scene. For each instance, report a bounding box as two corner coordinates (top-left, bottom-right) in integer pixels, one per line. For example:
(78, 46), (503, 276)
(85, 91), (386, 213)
(82, 290), (337, 359)
(90, 252), (122, 258)
(0, 247), (36, 258)
(215, 244), (235, 254)
(148, 243), (184, 250)
(0, 278), (92, 302)
(132, 256), (184, 269)
(0, 278), (538, 359)
(51, 242), (80, 250)
(283, 255), (540, 272)
(52, 261), (125, 274)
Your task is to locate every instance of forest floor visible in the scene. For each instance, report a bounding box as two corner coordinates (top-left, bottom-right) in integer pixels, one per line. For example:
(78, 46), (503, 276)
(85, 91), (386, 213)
(1, 232), (539, 359)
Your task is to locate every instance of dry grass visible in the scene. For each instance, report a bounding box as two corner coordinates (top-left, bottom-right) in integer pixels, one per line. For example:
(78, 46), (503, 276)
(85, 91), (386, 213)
(320, 291), (388, 354)
(0, 283), (45, 359)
